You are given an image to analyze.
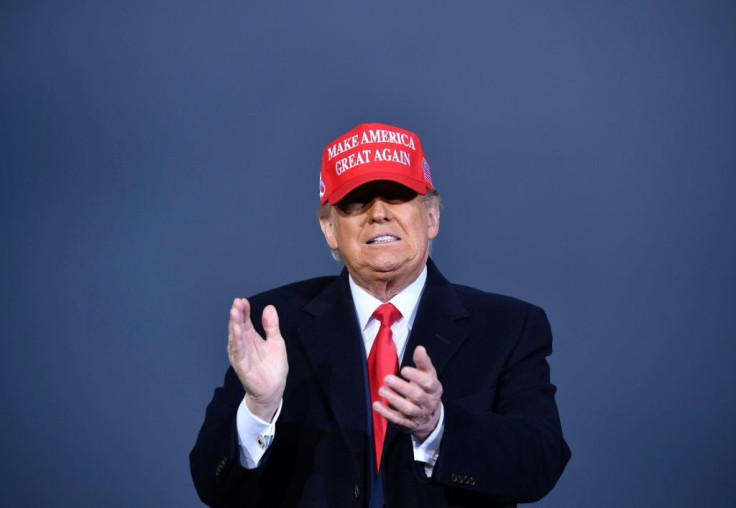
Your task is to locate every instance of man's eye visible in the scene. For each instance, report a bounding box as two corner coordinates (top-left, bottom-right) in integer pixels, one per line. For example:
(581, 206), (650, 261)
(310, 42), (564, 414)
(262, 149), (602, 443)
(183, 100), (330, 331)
(338, 201), (365, 213)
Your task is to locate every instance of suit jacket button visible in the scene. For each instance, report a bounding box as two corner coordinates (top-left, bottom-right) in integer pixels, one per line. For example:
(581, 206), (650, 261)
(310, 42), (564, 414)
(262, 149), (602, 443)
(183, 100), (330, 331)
(354, 484), (360, 498)
(215, 456), (228, 476)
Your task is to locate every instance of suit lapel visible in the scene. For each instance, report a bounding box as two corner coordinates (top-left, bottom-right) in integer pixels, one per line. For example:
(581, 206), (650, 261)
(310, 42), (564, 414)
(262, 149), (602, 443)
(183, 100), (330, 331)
(402, 259), (469, 374)
(387, 259), (469, 447)
(295, 271), (370, 469)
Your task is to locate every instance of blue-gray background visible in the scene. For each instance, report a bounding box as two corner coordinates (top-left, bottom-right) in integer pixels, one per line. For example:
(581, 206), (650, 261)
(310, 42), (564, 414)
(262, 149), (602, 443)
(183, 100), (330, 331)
(2, 1), (734, 506)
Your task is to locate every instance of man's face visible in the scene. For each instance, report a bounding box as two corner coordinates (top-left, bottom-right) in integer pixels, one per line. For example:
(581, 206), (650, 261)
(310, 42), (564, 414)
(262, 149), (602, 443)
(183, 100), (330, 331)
(319, 181), (440, 293)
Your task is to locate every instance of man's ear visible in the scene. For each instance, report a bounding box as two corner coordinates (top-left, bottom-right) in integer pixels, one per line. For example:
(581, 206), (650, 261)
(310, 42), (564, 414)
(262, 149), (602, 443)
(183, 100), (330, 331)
(426, 202), (440, 240)
(319, 211), (339, 250)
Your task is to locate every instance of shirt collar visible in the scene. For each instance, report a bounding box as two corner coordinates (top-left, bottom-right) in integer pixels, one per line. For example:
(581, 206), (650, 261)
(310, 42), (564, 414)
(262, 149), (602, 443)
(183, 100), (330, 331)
(348, 266), (427, 331)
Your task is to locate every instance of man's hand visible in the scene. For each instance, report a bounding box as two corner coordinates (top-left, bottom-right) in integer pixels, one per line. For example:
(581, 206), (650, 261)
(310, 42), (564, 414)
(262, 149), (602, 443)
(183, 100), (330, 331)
(227, 298), (288, 422)
(372, 345), (443, 442)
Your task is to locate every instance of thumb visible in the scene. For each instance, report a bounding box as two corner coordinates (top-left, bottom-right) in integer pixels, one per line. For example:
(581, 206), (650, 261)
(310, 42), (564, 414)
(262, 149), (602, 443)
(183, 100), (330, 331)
(412, 345), (434, 372)
(261, 305), (281, 340)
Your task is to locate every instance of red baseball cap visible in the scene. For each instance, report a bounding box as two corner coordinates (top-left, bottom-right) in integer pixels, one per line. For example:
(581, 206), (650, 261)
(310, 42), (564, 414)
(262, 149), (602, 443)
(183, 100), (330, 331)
(319, 123), (434, 205)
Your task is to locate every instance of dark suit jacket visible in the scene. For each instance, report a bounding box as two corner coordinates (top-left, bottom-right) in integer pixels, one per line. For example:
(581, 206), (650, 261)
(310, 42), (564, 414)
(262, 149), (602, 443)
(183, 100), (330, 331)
(190, 259), (570, 507)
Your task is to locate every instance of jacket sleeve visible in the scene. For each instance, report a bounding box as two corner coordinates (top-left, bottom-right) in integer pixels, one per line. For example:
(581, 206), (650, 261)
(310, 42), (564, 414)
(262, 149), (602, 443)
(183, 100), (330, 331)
(189, 367), (272, 507)
(432, 305), (571, 503)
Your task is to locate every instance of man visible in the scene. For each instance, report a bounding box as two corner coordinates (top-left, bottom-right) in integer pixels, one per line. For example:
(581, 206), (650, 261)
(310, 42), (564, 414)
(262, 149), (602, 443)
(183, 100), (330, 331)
(190, 123), (570, 507)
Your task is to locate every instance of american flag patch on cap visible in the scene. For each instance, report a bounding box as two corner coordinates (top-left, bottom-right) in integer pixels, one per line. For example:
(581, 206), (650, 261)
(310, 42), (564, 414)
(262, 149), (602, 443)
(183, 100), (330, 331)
(422, 158), (433, 185)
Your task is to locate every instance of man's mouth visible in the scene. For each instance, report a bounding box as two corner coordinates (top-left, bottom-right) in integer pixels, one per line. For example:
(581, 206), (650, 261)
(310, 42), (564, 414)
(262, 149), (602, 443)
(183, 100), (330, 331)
(367, 235), (399, 244)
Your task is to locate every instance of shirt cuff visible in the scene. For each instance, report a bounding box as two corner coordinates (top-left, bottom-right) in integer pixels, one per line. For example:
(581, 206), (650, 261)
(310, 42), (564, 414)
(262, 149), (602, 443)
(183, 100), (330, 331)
(411, 403), (444, 477)
(236, 397), (282, 469)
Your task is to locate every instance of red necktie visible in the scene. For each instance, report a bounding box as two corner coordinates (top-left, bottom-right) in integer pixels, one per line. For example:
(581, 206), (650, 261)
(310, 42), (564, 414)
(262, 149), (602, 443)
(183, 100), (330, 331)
(367, 302), (401, 472)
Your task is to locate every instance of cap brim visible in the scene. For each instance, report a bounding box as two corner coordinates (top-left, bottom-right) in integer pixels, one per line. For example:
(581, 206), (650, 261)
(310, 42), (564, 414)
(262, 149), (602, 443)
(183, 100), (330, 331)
(324, 171), (429, 205)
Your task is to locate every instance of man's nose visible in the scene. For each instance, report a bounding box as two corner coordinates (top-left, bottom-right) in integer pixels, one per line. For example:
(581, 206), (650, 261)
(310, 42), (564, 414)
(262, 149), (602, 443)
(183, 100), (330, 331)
(368, 198), (392, 221)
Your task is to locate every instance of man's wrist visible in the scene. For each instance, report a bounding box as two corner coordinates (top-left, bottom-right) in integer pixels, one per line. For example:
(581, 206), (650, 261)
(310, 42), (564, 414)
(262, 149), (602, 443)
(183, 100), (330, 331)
(236, 398), (281, 469)
(412, 403), (444, 467)
(245, 394), (280, 423)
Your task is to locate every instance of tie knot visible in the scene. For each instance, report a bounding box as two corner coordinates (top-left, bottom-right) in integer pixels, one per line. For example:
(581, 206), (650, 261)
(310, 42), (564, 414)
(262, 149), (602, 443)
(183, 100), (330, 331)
(372, 302), (401, 327)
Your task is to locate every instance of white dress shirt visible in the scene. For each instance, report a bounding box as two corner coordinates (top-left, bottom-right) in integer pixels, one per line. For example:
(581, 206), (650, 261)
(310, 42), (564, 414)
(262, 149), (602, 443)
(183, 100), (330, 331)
(236, 266), (444, 475)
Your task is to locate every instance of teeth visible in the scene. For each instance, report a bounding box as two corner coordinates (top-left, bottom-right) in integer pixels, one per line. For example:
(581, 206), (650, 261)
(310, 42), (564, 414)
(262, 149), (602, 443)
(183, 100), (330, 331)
(370, 235), (397, 244)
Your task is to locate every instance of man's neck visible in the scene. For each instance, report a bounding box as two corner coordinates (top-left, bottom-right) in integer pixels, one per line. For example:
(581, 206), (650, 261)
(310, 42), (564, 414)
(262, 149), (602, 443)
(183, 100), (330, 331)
(349, 276), (413, 302)
(348, 266), (427, 334)
(348, 265), (428, 303)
